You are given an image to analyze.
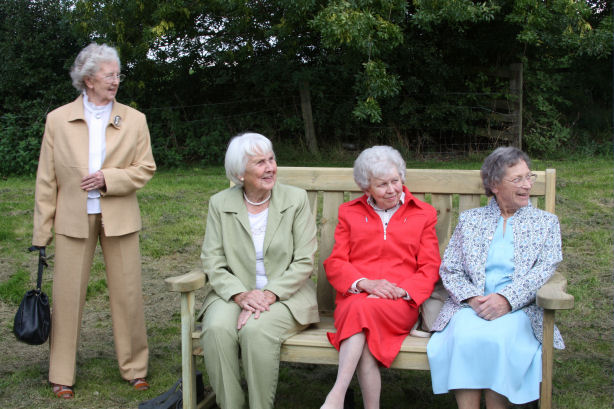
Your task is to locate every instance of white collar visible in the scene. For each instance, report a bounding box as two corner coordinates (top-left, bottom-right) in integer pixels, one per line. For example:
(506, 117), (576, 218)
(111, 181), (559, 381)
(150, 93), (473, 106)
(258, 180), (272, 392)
(83, 91), (113, 115)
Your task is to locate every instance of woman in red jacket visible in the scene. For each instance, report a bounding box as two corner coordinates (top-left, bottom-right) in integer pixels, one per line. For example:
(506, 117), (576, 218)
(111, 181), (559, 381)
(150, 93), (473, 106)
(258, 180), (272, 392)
(321, 146), (441, 409)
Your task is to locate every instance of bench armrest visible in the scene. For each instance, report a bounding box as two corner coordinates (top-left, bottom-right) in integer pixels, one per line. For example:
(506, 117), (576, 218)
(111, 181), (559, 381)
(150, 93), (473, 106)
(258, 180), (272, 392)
(165, 270), (205, 293)
(536, 272), (574, 310)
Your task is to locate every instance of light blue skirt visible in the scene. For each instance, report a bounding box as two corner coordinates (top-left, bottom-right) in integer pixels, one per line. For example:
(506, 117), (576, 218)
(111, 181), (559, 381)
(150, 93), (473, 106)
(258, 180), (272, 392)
(427, 307), (541, 404)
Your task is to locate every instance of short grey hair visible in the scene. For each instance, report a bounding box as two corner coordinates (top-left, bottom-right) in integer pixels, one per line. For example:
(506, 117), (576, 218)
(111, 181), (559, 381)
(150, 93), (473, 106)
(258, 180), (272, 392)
(224, 132), (275, 186)
(353, 146), (406, 191)
(70, 43), (121, 92)
(481, 146), (531, 196)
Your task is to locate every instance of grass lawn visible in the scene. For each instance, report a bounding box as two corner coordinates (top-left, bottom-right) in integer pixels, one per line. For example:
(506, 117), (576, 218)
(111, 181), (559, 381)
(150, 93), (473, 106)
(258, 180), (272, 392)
(0, 155), (611, 408)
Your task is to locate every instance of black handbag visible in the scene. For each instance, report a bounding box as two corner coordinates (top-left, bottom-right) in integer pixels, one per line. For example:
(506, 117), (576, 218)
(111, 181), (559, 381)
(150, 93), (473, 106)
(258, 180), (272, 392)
(138, 371), (205, 409)
(13, 247), (51, 345)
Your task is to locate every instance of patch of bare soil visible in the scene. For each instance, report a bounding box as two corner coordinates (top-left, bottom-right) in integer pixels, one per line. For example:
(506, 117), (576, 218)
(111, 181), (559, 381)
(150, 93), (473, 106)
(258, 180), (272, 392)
(0, 250), (203, 404)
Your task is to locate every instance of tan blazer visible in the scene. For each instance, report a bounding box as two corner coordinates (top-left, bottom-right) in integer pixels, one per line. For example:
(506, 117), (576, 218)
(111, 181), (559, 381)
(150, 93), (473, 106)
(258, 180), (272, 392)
(200, 183), (319, 325)
(32, 95), (156, 246)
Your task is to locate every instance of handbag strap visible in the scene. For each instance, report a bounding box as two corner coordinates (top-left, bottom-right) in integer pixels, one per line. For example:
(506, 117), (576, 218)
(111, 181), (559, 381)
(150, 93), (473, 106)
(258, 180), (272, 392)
(28, 246), (47, 291)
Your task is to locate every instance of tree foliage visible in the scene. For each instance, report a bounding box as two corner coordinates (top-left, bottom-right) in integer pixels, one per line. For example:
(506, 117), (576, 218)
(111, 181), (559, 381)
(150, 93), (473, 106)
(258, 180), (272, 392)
(0, 0), (83, 175)
(0, 0), (611, 174)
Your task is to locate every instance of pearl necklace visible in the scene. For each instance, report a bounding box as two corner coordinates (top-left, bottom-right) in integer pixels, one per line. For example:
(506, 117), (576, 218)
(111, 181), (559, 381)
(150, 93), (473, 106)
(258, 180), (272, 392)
(243, 192), (271, 206)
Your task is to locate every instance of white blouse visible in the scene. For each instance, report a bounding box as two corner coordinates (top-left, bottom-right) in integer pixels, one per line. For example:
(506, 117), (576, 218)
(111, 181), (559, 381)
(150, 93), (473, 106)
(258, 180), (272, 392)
(82, 92), (112, 214)
(248, 208), (269, 289)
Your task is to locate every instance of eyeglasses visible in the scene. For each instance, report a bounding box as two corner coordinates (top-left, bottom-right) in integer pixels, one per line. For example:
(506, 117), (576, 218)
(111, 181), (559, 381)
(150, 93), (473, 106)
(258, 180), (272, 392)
(503, 173), (537, 186)
(101, 73), (126, 83)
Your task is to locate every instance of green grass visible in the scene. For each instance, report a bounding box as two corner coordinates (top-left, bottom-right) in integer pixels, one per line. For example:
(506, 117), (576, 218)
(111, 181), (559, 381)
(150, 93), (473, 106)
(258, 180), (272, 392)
(0, 156), (611, 408)
(0, 269), (30, 305)
(138, 167), (226, 259)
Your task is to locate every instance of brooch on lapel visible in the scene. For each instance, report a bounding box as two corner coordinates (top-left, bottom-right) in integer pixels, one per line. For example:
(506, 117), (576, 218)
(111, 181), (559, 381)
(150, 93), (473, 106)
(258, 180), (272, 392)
(113, 115), (121, 128)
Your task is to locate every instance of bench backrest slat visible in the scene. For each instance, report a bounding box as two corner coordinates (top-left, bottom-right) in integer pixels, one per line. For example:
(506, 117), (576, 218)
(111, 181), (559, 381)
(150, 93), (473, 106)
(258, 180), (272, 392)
(459, 194), (481, 213)
(275, 167), (555, 315)
(431, 194), (453, 254)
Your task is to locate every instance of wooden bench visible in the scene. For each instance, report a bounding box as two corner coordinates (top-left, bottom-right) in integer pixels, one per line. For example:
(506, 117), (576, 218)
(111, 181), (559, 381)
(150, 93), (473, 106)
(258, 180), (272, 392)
(165, 166), (574, 409)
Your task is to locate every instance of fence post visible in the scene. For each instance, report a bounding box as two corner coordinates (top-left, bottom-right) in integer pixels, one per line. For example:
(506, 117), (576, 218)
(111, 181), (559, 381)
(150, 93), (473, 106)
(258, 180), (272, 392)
(509, 63), (523, 149)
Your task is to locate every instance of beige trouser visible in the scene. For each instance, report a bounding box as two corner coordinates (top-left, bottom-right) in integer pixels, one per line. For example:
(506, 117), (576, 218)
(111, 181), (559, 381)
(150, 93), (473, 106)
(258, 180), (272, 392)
(48, 214), (149, 386)
(201, 298), (306, 409)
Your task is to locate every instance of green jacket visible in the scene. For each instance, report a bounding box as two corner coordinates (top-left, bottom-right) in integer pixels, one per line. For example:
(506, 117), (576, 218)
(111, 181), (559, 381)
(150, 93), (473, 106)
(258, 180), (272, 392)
(200, 182), (319, 325)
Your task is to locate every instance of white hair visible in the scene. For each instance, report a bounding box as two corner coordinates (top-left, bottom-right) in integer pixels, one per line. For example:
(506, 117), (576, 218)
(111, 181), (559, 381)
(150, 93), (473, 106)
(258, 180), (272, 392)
(353, 146), (406, 191)
(224, 132), (275, 186)
(70, 43), (121, 92)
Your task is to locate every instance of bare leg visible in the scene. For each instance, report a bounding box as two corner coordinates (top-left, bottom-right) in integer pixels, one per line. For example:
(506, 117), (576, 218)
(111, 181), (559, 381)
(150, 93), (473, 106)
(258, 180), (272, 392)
(484, 389), (509, 409)
(321, 332), (367, 409)
(356, 344), (381, 409)
(455, 389), (482, 409)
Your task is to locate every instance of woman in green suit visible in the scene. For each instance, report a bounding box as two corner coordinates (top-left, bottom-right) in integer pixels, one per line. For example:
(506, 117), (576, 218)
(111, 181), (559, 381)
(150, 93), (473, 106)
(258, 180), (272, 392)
(200, 132), (319, 409)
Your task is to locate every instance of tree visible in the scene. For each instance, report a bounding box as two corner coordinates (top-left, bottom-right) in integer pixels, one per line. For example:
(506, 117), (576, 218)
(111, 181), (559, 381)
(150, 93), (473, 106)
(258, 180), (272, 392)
(310, 0), (406, 123)
(310, 0), (612, 152)
(1, 0), (610, 175)
(0, 0), (84, 175)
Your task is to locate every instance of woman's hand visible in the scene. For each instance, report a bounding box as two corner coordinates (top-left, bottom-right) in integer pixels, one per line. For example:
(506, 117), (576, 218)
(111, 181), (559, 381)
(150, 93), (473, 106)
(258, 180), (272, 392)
(233, 289), (276, 312)
(236, 309), (253, 330)
(357, 279), (406, 300)
(80, 170), (106, 191)
(233, 289), (277, 329)
(466, 293), (511, 320)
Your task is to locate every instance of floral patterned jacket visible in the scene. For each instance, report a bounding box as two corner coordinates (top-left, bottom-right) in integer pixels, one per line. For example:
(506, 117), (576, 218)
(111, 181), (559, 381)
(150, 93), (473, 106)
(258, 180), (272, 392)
(431, 198), (564, 349)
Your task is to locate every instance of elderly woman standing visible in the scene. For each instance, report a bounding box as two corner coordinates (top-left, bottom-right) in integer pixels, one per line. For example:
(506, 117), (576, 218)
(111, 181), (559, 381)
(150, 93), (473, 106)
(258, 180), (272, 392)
(321, 146), (441, 409)
(200, 132), (318, 409)
(427, 147), (564, 408)
(32, 43), (155, 399)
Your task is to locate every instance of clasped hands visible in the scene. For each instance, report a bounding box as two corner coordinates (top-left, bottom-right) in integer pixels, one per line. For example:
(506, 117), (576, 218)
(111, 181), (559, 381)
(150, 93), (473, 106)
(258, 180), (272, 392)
(466, 293), (511, 321)
(80, 170), (106, 192)
(356, 279), (407, 300)
(233, 289), (277, 330)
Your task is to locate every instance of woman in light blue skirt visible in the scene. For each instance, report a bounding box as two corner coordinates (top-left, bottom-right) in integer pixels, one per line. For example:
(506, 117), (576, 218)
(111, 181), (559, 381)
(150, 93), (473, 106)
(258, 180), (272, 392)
(427, 147), (564, 409)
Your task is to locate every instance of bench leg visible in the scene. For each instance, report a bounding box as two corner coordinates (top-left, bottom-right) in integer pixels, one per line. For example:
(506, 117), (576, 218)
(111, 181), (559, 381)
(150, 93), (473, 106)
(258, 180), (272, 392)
(181, 291), (197, 409)
(539, 309), (555, 409)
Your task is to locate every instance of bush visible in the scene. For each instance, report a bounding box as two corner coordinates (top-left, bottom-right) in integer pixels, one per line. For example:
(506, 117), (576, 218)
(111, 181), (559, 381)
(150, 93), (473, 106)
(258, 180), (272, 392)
(0, 113), (44, 176)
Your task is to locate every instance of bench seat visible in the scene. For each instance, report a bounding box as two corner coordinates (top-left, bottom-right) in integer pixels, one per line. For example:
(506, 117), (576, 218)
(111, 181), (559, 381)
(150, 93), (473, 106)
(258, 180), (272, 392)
(165, 166), (573, 409)
(279, 316), (430, 370)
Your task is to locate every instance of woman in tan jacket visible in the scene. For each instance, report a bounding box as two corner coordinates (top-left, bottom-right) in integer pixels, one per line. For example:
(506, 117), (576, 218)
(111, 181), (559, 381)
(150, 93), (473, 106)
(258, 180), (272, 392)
(32, 43), (155, 399)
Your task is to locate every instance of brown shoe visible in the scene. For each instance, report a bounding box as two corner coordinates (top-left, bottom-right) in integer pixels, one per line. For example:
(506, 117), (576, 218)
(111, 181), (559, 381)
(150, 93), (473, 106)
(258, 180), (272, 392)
(52, 383), (74, 399)
(129, 378), (150, 391)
